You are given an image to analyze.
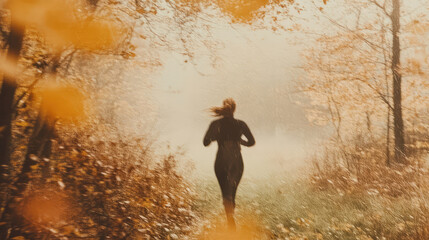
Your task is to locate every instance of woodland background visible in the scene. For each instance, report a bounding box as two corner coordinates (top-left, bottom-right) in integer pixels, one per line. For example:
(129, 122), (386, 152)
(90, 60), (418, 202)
(0, 0), (429, 239)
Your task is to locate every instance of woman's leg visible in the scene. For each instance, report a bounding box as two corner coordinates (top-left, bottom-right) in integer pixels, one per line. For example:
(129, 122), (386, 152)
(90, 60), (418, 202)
(230, 164), (243, 209)
(215, 164), (236, 229)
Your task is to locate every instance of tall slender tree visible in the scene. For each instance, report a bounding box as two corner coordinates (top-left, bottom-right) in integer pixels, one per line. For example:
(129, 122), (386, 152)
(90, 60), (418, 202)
(391, 0), (405, 163)
(0, 14), (25, 183)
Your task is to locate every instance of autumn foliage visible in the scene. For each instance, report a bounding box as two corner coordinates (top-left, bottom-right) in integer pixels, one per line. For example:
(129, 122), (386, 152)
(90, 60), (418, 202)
(11, 139), (194, 238)
(1, 0), (428, 239)
(0, 0), (198, 238)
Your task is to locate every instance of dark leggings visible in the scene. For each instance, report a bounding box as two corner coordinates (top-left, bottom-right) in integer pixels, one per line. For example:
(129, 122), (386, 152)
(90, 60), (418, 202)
(203, 117), (255, 229)
(214, 147), (243, 228)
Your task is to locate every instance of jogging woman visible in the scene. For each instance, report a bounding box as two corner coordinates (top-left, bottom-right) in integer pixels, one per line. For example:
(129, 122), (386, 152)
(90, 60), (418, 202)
(203, 98), (255, 230)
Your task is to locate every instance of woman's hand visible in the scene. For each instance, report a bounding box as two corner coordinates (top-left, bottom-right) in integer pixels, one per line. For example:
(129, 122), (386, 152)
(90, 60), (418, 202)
(240, 139), (251, 146)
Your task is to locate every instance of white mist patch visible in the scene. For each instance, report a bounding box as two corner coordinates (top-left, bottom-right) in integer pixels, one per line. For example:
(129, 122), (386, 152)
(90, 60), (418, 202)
(155, 132), (311, 180)
(241, 131), (310, 178)
(148, 24), (325, 179)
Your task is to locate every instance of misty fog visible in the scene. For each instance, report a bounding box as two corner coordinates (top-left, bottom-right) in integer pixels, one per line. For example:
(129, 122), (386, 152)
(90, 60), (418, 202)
(149, 26), (326, 178)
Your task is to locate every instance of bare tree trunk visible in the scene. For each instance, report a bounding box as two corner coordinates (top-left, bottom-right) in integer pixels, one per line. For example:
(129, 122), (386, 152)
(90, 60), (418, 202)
(0, 55), (60, 239)
(386, 106), (391, 165)
(14, 109), (56, 194)
(0, 12), (26, 239)
(0, 109), (56, 239)
(381, 21), (391, 166)
(391, 0), (405, 163)
(0, 20), (25, 183)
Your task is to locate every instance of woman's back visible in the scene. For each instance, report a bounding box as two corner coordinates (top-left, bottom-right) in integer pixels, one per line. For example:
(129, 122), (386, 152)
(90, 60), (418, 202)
(203, 98), (255, 230)
(214, 118), (242, 142)
(204, 117), (255, 147)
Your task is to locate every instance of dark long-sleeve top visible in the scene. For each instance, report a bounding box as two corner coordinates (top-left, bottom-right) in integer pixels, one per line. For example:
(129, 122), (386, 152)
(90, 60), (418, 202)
(203, 117), (255, 147)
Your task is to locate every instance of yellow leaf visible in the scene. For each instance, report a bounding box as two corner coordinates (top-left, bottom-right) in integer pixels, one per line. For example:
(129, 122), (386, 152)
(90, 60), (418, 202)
(15, 121), (30, 127)
(61, 225), (75, 235)
(39, 85), (86, 121)
(11, 237), (26, 240)
(30, 165), (39, 170)
(9, 0), (123, 50)
(217, 0), (270, 23)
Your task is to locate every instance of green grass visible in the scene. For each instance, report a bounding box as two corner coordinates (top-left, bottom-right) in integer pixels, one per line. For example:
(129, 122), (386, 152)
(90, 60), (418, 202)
(191, 175), (428, 240)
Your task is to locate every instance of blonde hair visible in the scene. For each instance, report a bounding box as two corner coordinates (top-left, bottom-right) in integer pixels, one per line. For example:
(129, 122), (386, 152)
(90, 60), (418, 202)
(210, 98), (236, 117)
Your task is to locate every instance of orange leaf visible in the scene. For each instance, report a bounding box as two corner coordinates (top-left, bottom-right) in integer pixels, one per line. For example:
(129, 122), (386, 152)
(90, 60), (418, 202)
(39, 85), (86, 121)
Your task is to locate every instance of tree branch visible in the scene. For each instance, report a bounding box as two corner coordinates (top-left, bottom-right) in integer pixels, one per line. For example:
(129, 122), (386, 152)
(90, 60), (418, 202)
(368, 0), (391, 17)
(324, 16), (385, 53)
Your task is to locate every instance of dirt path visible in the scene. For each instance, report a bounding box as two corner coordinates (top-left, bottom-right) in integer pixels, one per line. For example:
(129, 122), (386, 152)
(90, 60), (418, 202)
(186, 178), (276, 240)
(190, 213), (272, 240)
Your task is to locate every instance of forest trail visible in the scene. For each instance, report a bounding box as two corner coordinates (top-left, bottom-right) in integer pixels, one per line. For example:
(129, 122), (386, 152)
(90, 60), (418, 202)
(187, 178), (281, 240)
(192, 213), (272, 240)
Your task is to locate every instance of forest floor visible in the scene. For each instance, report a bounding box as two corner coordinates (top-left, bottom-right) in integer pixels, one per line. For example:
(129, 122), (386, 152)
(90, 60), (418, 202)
(186, 175), (423, 240)
(188, 177), (276, 240)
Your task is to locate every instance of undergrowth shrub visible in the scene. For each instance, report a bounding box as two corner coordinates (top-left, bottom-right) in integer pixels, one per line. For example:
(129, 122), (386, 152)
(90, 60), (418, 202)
(309, 136), (429, 240)
(9, 135), (195, 239)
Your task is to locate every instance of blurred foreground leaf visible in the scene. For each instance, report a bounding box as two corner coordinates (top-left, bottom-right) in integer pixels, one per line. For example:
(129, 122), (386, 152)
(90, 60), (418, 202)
(39, 85), (86, 121)
(9, 0), (123, 50)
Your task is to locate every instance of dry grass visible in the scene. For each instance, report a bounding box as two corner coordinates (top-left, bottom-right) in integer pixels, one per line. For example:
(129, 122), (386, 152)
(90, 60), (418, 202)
(192, 156), (429, 240)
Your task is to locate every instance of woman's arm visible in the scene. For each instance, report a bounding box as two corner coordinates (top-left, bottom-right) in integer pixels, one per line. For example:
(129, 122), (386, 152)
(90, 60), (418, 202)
(240, 121), (255, 147)
(203, 121), (218, 146)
